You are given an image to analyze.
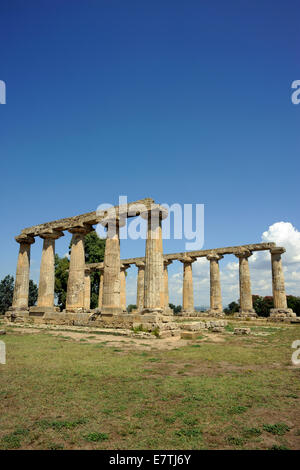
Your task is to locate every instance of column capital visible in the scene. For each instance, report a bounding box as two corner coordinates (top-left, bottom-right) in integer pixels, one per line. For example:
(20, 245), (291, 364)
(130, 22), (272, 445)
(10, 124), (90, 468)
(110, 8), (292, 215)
(120, 263), (130, 272)
(163, 259), (173, 267)
(206, 252), (224, 261)
(178, 256), (195, 264)
(270, 247), (286, 255)
(68, 224), (93, 235)
(140, 204), (168, 221)
(15, 234), (35, 245)
(135, 260), (145, 269)
(100, 216), (126, 228)
(235, 249), (252, 259)
(39, 230), (64, 240)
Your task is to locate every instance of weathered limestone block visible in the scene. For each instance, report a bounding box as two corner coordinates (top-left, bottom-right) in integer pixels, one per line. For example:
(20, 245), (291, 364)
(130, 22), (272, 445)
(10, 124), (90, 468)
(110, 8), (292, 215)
(269, 247), (295, 318)
(234, 327), (251, 335)
(181, 331), (198, 340)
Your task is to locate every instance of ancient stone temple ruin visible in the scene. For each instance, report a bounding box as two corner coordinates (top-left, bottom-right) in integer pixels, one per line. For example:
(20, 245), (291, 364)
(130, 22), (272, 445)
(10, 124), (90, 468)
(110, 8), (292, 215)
(5, 198), (296, 335)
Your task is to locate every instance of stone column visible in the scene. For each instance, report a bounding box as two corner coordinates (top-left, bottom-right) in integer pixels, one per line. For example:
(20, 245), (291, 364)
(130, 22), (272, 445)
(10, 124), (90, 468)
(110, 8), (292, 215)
(235, 250), (257, 317)
(101, 218), (124, 315)
(34, 231), (63, 311)
(135, 261), (145, 312)
(179, 257), (195, 315)
(84, 269), (91, 311)
(120, 263), (130, 312)
(66, 226), (92, 312)
(98, 268), (104, 310)
(270, 247), (295, 317)
(11, 235), (35, 311)
(141, 205), (168, 312)
(163, 260), (172, 309)
(207, 253), (224, 317)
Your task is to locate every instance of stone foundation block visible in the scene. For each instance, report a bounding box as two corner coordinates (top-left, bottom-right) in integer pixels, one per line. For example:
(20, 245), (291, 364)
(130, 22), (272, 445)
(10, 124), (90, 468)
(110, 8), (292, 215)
(181, 331), (198, 340)
(234, 327), (251, 335)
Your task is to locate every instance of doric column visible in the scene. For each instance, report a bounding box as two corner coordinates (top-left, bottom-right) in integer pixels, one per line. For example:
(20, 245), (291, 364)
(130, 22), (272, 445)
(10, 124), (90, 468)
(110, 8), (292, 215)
(98, 268), (104, 310)
(35, 231), (63, 310)
(135, 261), (145, 312)
(270, 247), (295, 317)
(66, 226), (92, 311)
(11, 235), (35, 310)
(84, 269), (91, 310)
(120, 263), (130, 312)
(163, 260), (172, 308)
(179, 257), (195, 314)
(101, 218), (124, 315)
(206, 253), (224, 316)
(141, 205), (168, 312)
(235, 250), (257, 317)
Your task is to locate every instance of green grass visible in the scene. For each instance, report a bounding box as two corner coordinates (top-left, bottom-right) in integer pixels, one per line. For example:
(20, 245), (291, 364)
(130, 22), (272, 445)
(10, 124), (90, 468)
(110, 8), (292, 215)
(263, 423), (290, 436)
(0, 322), (299, 449)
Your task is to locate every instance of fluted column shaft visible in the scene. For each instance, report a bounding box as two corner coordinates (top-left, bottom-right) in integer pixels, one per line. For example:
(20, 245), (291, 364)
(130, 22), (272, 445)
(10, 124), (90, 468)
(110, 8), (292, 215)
(37, 232), (63, 308)
(135, 261), (145, 311)
(102, 219), (123, 314)
(98, 269), (104, 309)
(66, 227), (91, 311)
(270, 247), (295, 317)
(207, 253), (223, 314)
(180, 258), (194, 313)
(143, 207), (167, 311)
(12, 237), (35, 310)
(271, 248), (287, 308)
(120, 264), (130, 312)
(163, 261), (172, 308)
(84, 270), (91, 310)
(235, 250), (256, 317)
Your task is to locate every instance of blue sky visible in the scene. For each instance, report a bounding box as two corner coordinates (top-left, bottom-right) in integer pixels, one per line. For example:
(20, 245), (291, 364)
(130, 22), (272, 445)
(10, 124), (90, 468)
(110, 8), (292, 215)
(0, 1), (299, 305)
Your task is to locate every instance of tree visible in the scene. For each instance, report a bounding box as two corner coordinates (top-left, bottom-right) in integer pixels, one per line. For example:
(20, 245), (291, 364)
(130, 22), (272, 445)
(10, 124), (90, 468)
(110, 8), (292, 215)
(127, 304), (137, 313)
(29, 280), (38, 307)
(287, 296), (300, 316)
(0, 275), (14, 314)
(54, 232), (106, 310)
(224, 301), (239, 315)
(169, 303), (182, 315)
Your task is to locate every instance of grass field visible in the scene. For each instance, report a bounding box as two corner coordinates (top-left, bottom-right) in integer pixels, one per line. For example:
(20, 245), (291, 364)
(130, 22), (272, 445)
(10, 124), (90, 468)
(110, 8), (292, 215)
(0, 318), (299, 450)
